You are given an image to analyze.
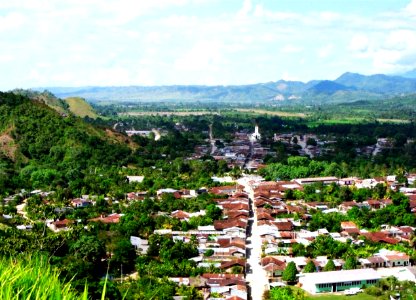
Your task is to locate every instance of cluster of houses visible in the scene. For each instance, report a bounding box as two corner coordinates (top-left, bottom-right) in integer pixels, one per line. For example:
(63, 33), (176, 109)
(243, 177), (415, 294)
(156, 185), (250, 300)
(3, 170), (416, 297)
(193, 126), (272, 171)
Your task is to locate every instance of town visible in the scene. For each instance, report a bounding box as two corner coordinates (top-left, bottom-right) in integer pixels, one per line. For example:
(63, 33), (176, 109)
(2, 122), (415, 300)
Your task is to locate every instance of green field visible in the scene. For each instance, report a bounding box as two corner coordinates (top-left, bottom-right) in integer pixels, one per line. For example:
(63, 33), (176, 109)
(307, 293), (380, 300)
(235, 108), (307, 117)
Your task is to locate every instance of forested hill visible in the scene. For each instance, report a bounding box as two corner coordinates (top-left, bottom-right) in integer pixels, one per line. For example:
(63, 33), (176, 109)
(0, 92), (134, 195)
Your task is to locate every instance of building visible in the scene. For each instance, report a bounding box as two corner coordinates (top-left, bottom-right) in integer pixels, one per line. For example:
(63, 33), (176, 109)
(299, 269), (381, 294)
(294, 177), (338, 185)
(249, 124), (261, 142)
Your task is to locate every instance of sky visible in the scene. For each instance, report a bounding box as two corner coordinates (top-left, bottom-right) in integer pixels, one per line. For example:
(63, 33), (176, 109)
(1, 0), (416, 89)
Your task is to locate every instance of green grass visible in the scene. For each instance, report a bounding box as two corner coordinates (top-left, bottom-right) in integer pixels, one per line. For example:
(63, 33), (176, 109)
(0, 255), (88, 300)
(65, 97), (98, 119)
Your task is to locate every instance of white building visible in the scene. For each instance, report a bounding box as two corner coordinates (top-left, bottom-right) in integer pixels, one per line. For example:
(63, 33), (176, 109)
(249, 124), (261, 142)
(299, 269), (381, 294)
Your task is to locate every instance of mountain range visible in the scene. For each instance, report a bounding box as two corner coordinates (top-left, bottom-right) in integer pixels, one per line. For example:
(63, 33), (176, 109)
(36, 71), (416, 104)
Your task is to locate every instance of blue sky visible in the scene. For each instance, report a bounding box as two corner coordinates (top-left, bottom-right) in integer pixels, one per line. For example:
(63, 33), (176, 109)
(1, 0), (416, 89)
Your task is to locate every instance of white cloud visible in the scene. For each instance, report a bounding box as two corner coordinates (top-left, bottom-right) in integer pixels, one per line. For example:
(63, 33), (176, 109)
(349, 34), (369, 52)
(281, 45), (303, 54)
(174, 40), (225, 72)
(237, 0), (253, 18)
(405, 0), (416, 16)
(0, 12), (25, 32)
(317, 44), (334, 59)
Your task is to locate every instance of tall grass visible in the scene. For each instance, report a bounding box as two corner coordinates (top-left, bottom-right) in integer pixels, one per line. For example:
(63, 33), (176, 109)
(0, 255), (88, 300)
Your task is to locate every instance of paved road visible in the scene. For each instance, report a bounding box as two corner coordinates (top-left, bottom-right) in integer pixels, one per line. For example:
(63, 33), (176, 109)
(208, 123), (217, 155)
(296, 135), (314, 158)
(239, 177), (269, 300)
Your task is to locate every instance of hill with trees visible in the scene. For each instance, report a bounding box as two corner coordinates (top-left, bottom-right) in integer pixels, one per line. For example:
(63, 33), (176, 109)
(0, 92), (133, 195)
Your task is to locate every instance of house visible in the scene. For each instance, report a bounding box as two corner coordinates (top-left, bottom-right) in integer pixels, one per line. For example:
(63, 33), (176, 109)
(126, 192), (146, 201)
(210, 185), (244, 196)
(338, 201), (359, 212)
(338, 178), (356, 186)
(130, 236), (149, 254)
(299, 269), (381, 294)
(171, 210), (191, 221)
(89, 213), (123, 224)
(261, 256), (286, 277)
(364, 199), (382, 210)
(340, 221), (358, 230)
(220, 259), (246, 273)
(340, 221), (360, 237)
(217, 237), (246, 250)
(126, 176), (144, 183)
(313, 257), (344, 271)
(360, 249), (410, 269)
(379, 249), (410, 267)
(214, 219), (247, 231)
(294, 177), (338, 185)
(304, 202), (329, 211)
(361, 231), (399, 244)
(274, 221), (294, 232)
(70, 198), (92, 208)
(48, 219), (72, 231)
(157, 188), (178, 197)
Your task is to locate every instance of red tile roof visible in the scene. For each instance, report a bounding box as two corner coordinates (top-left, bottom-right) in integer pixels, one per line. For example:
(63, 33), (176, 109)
(220, 259), (246, 270)
(361, 232), (398, 244)
(214, 219), (247, 230)
(89, 214), (122, 224)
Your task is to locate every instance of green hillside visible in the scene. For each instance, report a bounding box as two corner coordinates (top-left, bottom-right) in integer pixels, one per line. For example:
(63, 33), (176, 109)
(0, 92), (134, 195)
(65, 96), (98, 119)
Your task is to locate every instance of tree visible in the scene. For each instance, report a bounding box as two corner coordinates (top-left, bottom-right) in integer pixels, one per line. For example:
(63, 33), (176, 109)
(291, 243), (306, 257)
(70, 235), (106, 264)
(282, 261), (298, 283)
(205, 204), (222, 220)
(177, 285), (203, 300)
(306, 138), (317, 147)
(343, 257), (358, 270)
(204, 249), (214, 257)
(303, 261), (316, 273)
(323, 259), (336, 271)
(110, 238), (137, 274)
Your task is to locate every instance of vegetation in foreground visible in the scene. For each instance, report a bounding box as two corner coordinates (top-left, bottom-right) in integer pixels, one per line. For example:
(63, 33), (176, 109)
(0, 255), (87, 300)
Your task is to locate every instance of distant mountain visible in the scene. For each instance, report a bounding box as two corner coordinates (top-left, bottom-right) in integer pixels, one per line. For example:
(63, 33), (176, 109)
(335, 72), (416, 94)
(36, 71), (416, 104)
(399, 69), (416, 79)
(307, 80), (355, 94)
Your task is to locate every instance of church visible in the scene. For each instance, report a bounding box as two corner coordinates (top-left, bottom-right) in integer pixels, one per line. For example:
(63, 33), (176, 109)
(249, 124), (261, 142)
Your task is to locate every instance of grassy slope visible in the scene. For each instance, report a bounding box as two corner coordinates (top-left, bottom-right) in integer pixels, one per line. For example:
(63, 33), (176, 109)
(64, 97), (98, 119)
